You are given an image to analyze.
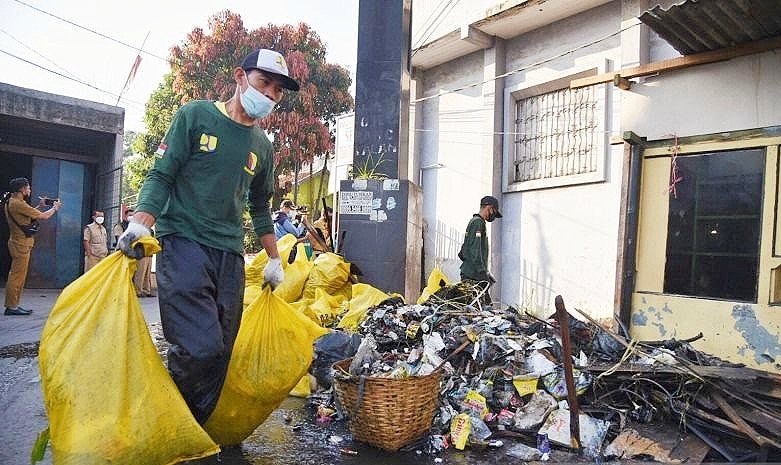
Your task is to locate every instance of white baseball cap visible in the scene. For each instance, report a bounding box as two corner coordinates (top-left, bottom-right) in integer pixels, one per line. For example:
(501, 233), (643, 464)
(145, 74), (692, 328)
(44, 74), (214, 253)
(241, 49), (300, 91)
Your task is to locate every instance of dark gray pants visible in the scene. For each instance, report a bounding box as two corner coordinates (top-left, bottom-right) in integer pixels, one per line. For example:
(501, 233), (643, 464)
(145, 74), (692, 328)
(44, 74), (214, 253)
(157, 235), (244, 424)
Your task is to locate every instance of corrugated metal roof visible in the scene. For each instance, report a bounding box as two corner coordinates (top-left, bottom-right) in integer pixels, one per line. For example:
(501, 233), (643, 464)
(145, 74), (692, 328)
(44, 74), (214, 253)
(639, 0), (781, 55)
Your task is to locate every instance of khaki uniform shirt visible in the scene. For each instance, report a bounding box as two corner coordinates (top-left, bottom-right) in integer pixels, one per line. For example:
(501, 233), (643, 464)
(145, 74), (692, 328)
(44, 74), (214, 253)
(83, 222), (108, 258)
(5, 197), (41, 246)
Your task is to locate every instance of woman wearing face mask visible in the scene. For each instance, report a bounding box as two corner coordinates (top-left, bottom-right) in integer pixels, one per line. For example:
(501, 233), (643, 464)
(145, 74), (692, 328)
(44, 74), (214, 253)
(114, 48), (299, 425)
(83, 210), (108, 273)
(458, 195), (503, 303)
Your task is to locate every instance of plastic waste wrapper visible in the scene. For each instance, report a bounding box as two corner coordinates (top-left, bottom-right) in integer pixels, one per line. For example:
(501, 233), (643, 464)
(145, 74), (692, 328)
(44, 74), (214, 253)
(417, 266), (450, 304)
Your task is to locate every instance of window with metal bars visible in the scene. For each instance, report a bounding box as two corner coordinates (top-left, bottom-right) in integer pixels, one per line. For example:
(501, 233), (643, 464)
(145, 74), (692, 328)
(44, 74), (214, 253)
(512, 85), (600, 185)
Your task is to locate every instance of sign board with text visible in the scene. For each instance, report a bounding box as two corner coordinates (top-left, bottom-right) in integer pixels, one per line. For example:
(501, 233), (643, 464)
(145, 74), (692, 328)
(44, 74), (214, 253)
(339, 190), (373, 215)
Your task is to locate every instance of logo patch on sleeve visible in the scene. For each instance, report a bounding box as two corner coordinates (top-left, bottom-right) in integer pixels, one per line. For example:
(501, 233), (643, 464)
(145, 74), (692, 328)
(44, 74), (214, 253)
(199, 134), (218, 152)
(244, 152), (258, 175)
(154, 142), (167, 157)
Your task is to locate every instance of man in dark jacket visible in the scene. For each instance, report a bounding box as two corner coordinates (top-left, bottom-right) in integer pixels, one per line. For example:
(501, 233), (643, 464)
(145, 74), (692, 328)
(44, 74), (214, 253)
(459, 195), (502, 300)
(273, 199), (306, 240)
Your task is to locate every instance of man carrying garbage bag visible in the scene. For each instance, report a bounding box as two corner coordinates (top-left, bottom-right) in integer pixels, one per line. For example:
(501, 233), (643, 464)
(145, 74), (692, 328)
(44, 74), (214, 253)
(117, 48), (299, 424)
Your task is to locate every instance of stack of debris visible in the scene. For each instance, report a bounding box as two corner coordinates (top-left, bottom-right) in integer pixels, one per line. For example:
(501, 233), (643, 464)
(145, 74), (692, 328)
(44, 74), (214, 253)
(313, 282), (781, 463)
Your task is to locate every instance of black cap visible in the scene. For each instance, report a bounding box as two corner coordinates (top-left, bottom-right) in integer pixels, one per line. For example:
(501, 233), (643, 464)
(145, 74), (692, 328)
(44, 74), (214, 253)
(241, 49), (300, 91)
(480, 195), (502, 218)
(9, 177), (29, 193)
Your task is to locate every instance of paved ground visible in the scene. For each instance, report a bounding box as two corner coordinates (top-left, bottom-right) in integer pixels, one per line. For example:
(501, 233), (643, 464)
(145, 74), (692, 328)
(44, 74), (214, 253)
(0, 287), (160, 465)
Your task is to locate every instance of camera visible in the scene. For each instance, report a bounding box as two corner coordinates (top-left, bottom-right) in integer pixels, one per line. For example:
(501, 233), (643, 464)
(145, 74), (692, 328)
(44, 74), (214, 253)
(293, 206), (308, 221)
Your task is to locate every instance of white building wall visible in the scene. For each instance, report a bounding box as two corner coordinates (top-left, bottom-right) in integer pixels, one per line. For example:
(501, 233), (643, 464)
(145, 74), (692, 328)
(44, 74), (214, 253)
(623, 51), (781, 141)
(412, 0), (498, 50)
(500, 6), (624, 318)
(417, 51), (494, 280)
(416, 2), (627, 318)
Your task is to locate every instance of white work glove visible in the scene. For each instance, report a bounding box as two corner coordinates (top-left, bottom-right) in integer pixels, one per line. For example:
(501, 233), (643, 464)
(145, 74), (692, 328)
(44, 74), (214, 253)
(263, 257), (284, 289)
(116, 219), (152, 259)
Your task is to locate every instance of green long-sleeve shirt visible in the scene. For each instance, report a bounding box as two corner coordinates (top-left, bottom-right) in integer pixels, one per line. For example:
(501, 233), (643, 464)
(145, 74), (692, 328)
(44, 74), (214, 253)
(136, 100), (275, 256)
(459, 214), (489, 281)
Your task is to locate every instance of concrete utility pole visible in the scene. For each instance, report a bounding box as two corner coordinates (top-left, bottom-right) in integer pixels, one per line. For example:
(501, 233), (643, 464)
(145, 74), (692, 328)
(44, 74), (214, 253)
(337, 0), (422, 301)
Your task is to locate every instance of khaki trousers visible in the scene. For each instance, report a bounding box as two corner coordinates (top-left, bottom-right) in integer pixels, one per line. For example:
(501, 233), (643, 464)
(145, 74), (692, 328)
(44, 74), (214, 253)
(84, 254), (103, 273)
(133, 256), (153, 295)
(5, 239), (33, 308)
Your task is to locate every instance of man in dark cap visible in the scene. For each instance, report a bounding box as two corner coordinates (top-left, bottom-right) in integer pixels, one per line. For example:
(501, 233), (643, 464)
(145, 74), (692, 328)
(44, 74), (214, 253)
(2, 177), (61, 315)
(115, 48), (299, 424)
(458, 195), (502, 302)
(273, 199), (307, 240)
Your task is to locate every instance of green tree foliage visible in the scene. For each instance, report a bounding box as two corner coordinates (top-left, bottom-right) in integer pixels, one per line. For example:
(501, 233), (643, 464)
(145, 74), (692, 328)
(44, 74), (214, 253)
(120, 131), (139, 203)
(123, 152), (154, 198)
(123, 72), (182, 202)
(134, 73), (181, 158)
(122, 131), (138, 158)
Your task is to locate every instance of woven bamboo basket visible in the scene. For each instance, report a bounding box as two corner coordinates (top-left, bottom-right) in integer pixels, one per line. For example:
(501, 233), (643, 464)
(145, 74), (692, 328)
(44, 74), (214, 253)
(332, 357), (442, 451)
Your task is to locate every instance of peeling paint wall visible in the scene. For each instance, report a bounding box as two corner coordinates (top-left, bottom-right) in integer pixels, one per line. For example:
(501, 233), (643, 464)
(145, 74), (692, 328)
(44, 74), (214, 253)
(631, 295), (781, 373)
(731, 304), (781, 367)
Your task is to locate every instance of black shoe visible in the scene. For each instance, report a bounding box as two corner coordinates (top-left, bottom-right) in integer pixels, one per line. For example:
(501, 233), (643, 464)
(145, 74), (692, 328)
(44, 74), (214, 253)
(5, 307), (32, 316)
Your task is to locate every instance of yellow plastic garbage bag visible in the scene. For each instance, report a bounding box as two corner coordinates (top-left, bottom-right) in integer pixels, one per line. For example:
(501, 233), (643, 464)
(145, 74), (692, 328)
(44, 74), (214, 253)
(289, 373), (314, 398)
(333, 280), (354, 302)
(417, 266), (450, 304)
(243, 284), (263, 311)
(309, 287), (346, 326)
(337, 283), (391, 331)
(245, 234), (300, 286)
(274, 256), (313, 303)
(289, 298), (321, 325)
(39, 237), (219, 465)
(203, 287), (329, 446)
(302, 252), (351, 300)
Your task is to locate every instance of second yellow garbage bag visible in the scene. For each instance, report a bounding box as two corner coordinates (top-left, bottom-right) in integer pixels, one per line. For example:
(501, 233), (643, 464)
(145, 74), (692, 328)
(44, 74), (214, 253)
(245, 234), (299, 287)
(417, 266), (451, 304)
(337, 283), (392, 331)
(274, 254), (313, 303)
(203, 286), (329, 446)
(302, 252), (351, 300)
(39, 237), (219, 465)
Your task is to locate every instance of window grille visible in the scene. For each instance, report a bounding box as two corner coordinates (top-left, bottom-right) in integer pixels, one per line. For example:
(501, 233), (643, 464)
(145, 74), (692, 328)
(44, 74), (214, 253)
(513, 86), (599, 183)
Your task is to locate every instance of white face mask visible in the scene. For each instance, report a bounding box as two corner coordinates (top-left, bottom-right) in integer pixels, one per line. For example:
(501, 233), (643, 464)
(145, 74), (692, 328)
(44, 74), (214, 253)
(95, 217), (104, 224)
(239, 72), (276, 119)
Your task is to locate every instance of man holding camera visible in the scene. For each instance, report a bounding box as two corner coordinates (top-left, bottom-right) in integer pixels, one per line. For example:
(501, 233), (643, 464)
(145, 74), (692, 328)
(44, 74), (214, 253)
(2, 177), (61, 316)
(273, 199), (307, 240)
(115, 48), (298, 424)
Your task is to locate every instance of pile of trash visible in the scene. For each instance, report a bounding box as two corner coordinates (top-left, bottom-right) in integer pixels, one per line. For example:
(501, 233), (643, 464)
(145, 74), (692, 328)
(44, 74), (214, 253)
(147, 240), (780, 463)
(308, 280), (781, 463)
